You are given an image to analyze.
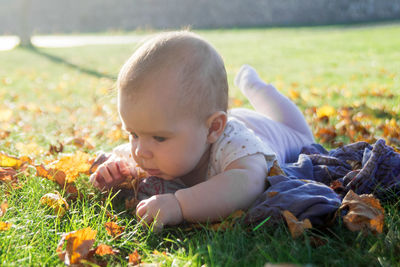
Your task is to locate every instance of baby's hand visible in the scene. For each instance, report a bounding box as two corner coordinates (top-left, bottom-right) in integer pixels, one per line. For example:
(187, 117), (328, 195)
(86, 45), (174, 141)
(89, 158), (136, 190)
(136, 193), (183, 231)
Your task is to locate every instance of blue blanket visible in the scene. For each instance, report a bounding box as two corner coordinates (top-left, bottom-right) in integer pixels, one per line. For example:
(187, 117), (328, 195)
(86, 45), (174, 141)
(245, 139), (400, 226)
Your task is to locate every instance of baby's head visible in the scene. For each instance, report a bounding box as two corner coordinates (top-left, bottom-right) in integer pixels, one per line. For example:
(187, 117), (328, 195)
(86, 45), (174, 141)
(118, 31), (228, 120)
(117, 31), (229, 181)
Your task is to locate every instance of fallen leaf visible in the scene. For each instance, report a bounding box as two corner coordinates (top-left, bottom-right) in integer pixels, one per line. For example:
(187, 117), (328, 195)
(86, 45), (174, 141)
(0, 200), (8, 217)
(57, 227), (97, 265)
(0, 167), (17, 182)
(316, 105), (336, 118)
(48, 151), (92, 183)
(128, 250), (141, 265)
(40, 191), (69, 217)
(0, 152), (23, 169)
(268, 160), (285, 176)
(339, 190), (384, 234)
(16, 142), (45, 157)
(0, 221), (12, 231)
(282, 210), (312, 239)
(94, 244), (118, 256)
(105, 221), (125, 237)
(36, 164), (66, 185)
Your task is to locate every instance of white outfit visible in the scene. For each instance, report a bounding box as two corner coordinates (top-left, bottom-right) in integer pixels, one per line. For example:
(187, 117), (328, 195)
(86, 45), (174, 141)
(207, 108), (313, 179)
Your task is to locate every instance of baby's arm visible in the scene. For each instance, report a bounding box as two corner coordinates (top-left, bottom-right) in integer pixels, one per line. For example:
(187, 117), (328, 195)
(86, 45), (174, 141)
(136, 153), (268, 229)
(175, 153), (268, 222)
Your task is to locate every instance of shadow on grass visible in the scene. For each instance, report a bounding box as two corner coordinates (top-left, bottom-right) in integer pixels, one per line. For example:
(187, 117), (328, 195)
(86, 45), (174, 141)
(21, 45), (117, 80)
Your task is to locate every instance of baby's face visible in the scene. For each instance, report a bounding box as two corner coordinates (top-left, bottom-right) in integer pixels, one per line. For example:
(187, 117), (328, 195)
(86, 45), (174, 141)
(118, 73), (210, 180)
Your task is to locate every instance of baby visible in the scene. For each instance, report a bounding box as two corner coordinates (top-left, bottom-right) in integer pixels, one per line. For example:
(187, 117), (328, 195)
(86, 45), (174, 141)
(90, 31), (314, 230)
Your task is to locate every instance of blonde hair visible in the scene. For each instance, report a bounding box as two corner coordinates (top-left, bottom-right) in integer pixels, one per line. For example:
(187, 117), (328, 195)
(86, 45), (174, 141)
(117, 31), (228, 120)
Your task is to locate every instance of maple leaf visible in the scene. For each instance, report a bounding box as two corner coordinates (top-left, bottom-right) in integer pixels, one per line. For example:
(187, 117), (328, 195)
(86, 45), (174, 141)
(282, 210), (312, 239)
(57, 227), (97, 265)
(105, 221), (125, 238)
(339, 190), (384, 234)
(48, 151), (92, 183)
(40, 191), (69, 217)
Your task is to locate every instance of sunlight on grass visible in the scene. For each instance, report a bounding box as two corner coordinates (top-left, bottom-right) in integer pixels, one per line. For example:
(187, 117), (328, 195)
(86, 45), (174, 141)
(1, 23), (400, 266)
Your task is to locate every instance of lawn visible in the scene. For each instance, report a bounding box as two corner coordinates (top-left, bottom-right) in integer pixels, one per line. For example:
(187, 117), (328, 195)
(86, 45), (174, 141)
(0, 23), (400, 266)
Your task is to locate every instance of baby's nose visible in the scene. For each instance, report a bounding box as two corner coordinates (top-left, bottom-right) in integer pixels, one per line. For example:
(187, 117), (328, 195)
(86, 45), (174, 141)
(134, 142), (152, 159)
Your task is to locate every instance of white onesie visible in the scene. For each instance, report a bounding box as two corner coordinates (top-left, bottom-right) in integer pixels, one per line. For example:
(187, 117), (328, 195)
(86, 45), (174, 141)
(207, 108), (314, 179)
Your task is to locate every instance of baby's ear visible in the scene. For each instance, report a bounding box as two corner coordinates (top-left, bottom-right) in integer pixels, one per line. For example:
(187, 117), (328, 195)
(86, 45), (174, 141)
(206, 111), (227, 144)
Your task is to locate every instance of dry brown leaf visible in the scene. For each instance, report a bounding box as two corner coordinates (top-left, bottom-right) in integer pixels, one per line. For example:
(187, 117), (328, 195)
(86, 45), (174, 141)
(268, 160), (285, 176)
(128, 249), (141, 265)
(57, 227), (97, 265)
(282, 210), (312, 239)
(0, 221), (12, 231)
(36, 164), (66, 185)
(105, 221), (125, 237)
(94, 244), (118, 256)
(0, 167), (17, 182)
(340, 190), (384, 234)
(40, 191), (69, 217)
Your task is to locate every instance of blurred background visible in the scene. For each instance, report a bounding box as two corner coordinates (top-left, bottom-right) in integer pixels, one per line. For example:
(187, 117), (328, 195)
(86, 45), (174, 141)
(1, 0), (400, 48)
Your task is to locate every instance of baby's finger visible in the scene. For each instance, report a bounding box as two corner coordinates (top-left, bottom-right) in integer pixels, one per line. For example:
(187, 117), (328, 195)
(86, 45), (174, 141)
(116, 160), (131, 177)
(98, 165), (114, 184)
(107, 163), (121, 181)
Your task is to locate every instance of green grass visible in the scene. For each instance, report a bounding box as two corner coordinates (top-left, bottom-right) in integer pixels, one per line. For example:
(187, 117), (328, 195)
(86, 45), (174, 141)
(1, 23), (400, 266)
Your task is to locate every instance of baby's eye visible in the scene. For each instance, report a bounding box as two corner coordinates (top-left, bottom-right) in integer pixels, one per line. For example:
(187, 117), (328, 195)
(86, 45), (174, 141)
(153, 136), (166, 142)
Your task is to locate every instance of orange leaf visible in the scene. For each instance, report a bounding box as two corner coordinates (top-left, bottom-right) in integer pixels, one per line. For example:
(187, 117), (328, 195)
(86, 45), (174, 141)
(0, 221), (12, 231)
(57, 227), (97, 265)
(105, 221), (125, 237)
(128, 250), (141, 265)
(0, 201), (7, 217)
(282, 210), (312, 238)
(35, 164), (66, 186)
(340, 190), (384, 234)
(94, 244), (118, 256)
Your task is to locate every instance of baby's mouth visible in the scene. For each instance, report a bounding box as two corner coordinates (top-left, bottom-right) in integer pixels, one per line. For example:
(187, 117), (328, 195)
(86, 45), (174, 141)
(143, 168), (162, 176)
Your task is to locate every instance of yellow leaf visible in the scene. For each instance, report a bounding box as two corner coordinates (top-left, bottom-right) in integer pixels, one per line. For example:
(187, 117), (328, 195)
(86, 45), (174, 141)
(48, 151), (92, 183)
(0, 153), (23, 169)
(316, 105), (336, 118)
(0, 221), (12, 231)
(40, 192), (69, 217)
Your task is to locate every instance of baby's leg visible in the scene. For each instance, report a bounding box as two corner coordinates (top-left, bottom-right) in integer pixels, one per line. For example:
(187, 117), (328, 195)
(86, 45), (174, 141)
(234, 64), (314, 141)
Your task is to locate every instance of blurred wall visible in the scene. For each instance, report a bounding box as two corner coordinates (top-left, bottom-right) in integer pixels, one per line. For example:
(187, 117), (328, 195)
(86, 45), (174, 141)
(1, 0), (400, 34)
